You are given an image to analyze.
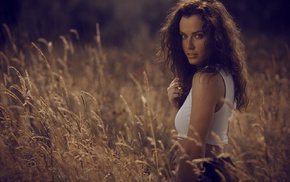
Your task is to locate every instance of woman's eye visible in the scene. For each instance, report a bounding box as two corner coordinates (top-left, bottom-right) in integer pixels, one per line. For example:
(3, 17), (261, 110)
(180, 34), (187, 40)
(195, 34), (203, 39)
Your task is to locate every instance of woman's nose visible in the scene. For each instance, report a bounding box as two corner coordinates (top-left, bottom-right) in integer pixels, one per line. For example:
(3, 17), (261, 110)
(187, 37), (195, 49)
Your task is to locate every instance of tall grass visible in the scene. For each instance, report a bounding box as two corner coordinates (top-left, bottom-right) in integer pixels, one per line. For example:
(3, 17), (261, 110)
(0, 25), (289, 181)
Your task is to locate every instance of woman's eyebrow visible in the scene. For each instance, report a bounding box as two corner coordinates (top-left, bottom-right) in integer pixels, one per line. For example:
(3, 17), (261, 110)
(192, 30), (203, 34)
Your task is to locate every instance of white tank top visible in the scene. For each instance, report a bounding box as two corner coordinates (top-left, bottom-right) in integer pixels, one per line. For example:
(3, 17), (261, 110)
(174, 69), (235, 145)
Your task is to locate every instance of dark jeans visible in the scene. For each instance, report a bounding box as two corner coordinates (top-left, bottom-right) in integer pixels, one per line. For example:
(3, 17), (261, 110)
(198, 157), (238, 182)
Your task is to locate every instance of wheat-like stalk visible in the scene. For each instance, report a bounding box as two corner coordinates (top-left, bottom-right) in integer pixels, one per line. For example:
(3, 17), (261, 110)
(0, 24), (289, 181)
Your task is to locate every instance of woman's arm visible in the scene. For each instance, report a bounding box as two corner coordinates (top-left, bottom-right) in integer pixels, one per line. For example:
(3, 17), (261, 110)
(167, 78), (183, 109)
(176, 72), (224, 181)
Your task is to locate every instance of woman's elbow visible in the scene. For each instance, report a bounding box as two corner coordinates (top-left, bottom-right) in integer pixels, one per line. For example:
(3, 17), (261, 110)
(184, 142), (206, 159)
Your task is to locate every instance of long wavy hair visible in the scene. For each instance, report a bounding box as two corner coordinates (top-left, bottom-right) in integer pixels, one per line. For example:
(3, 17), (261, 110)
(158, 0), (249, 110)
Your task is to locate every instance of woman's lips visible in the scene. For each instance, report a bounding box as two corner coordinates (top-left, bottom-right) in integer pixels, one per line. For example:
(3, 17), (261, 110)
(187, 53), (198, 59)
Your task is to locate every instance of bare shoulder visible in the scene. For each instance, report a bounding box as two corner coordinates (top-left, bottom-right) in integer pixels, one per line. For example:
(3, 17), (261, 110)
(191, 70), (224, 107)
(192, 71), (224, 87)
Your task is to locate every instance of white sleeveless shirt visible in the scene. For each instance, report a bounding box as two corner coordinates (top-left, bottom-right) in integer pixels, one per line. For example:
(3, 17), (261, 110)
(175, 69), (235, 145)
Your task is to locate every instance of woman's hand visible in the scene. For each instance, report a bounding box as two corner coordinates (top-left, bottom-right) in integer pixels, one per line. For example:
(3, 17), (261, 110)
(167, 78), (183, 108)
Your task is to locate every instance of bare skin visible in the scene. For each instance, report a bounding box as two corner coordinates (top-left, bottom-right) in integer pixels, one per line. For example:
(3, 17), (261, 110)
(167, 78), (183, 108)
(167, 76), (224, 158)
(167, 15), (226, 181)
(171, 72), (225, 181)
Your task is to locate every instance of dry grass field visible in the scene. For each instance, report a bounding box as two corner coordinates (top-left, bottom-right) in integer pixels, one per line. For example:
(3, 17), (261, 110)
(0, 25), (289, 181)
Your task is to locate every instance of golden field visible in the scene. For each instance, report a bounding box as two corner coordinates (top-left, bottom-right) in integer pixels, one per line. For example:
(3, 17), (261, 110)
(0, 25), (289, 181)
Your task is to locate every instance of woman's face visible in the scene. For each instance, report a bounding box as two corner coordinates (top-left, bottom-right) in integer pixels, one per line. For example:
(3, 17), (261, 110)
(179, 15), (207, 66)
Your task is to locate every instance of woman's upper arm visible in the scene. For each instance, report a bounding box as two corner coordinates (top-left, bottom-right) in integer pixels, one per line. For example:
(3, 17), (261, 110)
(185, 72), (224, 154)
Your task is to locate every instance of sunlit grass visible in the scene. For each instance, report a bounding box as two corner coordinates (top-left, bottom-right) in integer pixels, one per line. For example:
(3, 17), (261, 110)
(0, 25), (289, 181)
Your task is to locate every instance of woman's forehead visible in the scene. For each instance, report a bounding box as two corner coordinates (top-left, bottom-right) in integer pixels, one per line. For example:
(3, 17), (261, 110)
(179, 15), (204, 33)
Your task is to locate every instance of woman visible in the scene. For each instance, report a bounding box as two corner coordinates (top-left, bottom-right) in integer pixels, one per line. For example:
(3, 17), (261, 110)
(158, 0), (248, 181)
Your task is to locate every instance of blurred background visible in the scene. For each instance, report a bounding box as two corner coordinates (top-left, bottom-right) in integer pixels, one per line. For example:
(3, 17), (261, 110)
(0, 0), (289, 47)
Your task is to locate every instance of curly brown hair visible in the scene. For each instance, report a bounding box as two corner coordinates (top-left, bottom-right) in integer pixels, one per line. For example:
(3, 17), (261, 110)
(158, 0), (249, 110)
